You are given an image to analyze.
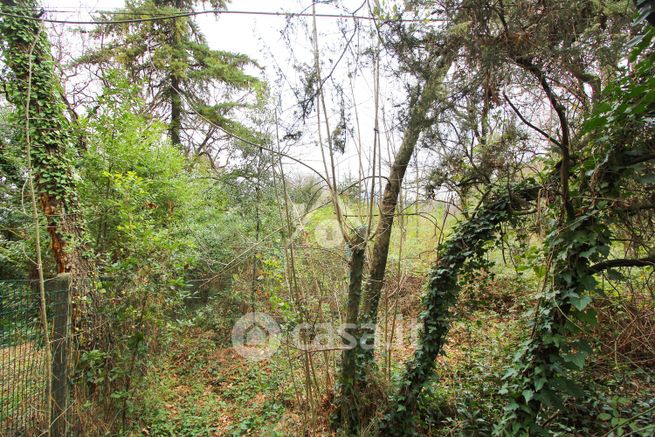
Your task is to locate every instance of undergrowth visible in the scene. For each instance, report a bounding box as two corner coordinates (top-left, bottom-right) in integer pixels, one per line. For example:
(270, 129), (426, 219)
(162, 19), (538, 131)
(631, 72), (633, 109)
(131, 327), (295, 436)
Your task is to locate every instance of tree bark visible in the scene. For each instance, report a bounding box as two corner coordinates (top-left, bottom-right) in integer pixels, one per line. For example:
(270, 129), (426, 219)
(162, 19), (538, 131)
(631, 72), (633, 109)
(379, 184), (540, 433)
(0, 0), (94, 278)
(335, 229), (367, 433)
(1, 4), (98, 433)
(170, 73), (183, 147)
(169, 2), (184, 148)
(359, 52), (456, 360)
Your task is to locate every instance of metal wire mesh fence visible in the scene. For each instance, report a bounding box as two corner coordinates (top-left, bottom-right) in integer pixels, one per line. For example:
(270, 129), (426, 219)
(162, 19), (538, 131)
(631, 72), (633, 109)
(0, 278), (70, 436)
(1, 275), (174, 435)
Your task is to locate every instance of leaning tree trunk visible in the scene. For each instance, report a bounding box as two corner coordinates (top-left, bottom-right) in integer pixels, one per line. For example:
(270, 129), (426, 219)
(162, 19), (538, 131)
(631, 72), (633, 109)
(331, 29), (462, 433)
(358, 51), (457, 363)
(330, 65), (452, 432)
(378, 183), (541, 434)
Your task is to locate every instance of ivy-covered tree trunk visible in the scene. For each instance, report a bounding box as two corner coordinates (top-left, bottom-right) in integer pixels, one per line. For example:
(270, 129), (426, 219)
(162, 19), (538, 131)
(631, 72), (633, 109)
(498, 144), (653, 434)
(497, 38), (655, 432)
(379, 183), (540, 434)
(1, 2), (98, 434)
(334, 229), (367, 433)
(0, 0), (95, 278)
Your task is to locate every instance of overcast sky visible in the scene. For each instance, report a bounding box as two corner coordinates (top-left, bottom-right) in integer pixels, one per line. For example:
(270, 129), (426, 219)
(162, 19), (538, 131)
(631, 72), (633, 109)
(38, 0), (428, 193)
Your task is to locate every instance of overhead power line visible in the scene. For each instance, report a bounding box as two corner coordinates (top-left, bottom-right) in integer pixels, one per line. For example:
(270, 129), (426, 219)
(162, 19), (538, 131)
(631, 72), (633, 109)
(0, 7), (446, 25)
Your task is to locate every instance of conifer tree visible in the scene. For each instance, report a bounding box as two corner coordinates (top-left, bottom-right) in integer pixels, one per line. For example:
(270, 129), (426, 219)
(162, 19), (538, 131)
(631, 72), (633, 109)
(79, 0), (265, 154)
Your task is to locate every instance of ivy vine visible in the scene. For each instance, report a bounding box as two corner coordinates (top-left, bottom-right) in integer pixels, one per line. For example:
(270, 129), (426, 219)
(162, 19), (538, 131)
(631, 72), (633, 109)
(495, 28), (655, 435)
(379, 181), (541, 434)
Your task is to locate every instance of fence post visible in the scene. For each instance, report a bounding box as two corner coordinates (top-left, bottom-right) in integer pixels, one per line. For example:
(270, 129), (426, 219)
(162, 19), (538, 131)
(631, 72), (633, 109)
(49, 273), (70, 437)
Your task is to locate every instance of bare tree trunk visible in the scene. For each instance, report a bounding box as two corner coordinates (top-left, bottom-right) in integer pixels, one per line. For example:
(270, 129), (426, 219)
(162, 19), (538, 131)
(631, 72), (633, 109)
(170, 74), (183, 147)
(359, 54), (456, 361)
(329, 48), (458, 433)
(168, 2), (184, 148)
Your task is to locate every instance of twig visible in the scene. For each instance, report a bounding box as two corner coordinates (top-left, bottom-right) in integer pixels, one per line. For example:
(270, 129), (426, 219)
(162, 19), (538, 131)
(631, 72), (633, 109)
(24, 25), (53, 436)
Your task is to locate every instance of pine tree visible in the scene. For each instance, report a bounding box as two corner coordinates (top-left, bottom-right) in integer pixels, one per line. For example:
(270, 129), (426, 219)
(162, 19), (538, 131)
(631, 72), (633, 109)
(79, 0), (265, 154)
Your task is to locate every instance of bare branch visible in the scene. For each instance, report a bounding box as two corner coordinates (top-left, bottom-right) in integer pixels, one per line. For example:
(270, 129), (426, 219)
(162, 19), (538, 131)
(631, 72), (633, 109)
(590, 256), (655, 272)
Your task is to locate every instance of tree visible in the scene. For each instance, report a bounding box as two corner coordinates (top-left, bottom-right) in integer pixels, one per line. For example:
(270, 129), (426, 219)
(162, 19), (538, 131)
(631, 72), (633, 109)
(378, 0), (652, 433)
(0, 0), (95, 278)
(381, 181), (541, 433)
(332, 4), (466, 431)
(79, 0), (265, 155)
(1, 3), (100, 432)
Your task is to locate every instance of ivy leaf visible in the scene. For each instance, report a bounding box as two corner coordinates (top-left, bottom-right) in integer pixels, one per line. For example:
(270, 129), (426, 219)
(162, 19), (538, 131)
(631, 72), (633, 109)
(534, 376), (547, 392)
(563, 350), (587, 370)
(575, 308), (598, 326)
(580, 275), (597, 290)
(598, 412), (612, 421)
(570, 295), (592, 311)
(583, 115), (608, 132)
(580, 247), (597, 258)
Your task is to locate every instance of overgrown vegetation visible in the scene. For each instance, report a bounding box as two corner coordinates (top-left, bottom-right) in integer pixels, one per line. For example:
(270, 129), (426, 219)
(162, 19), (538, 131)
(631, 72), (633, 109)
(1, 0), (654, 435)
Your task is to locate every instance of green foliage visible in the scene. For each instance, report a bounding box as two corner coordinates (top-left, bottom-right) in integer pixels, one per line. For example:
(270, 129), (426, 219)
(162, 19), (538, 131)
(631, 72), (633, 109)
(0, 282), (41, 346)
(80, 70), (196, 273)
(69, 70), (277, 430)
(132, 328), (293, 436)
(0, 1), (77, 202)
(415, 309), (526, 436)
(495, 215), (608, 434)
(380, 182), (540, 433)
(0, 109), (35, 278)
(547, 376), (655, 436)
(495, 27), (655, 435)
(77, 0), (266, 150)
(2, 1), (653, 435)
(0, 0), (94, 277)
